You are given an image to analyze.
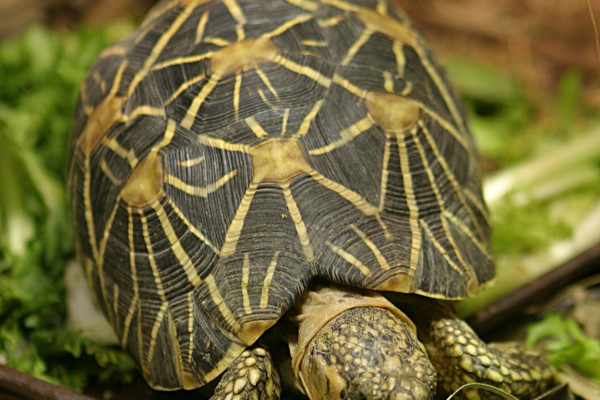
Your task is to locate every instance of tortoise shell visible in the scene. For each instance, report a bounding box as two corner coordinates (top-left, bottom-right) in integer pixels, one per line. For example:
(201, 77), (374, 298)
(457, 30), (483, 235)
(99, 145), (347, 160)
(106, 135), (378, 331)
(68, 0), (494, 390)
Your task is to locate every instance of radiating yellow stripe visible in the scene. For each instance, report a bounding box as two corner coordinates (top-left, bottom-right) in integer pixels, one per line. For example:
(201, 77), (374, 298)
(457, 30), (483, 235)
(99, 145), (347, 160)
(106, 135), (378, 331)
(401, 81), (412, 96)
(139, 0), (180, 31)
(121, 207), (139, 348)
(350, 224), (390, 270)
(317, 15), (345, 27)
(167, 197), (221, 255)
(420, 219), (464, 276)
(203, 37), (231, 47)
(112, 283), (119, 327)
(376, 0), (387, 15)
(292, 100), (323, 138)
(441, 216), (476, 291)
(233, 71), (242, 121)
(265, 14), (313, 38)
(141, 211), (168, 302)
(160, 118), (177, 147)
(257, 88), (276, 109)
(341, 27), (374, 65)
(284, 0), (318, 12)
(195, 10), (209, 44)
(98, 201), (120, 271)
(206, 274), (241, 330)
(137, 299), (144, 376)
(128, 0), (200, 96)
(126, 105), (165, 121)
(110, 60), (128, 97)
(152, 202), (202, 287)
(242, 254), (252, 314)
(418, 53), (468, 136)
(332, 74), (368, 98)
(397, 130), (422, 273)
(98, 44), (128, 60)
(121, 291), (138, 348)
(309, 171), (378, 216)
(443, 210), (492, 260)
(272, 55), (331, 87)
(322, 0), (359, 12)
(301, 40), (328, 47)
(392, 41), (405, 77)
(326, 241), (371, 276)
(186, 292), (194, 365)
(281, 183), (314, 261)
(166, 169), (237, 197)
(281, 109), (290, 136)
(383, 71), (394, 93)
(103, 137), (139, 168)
(146, 301), (168, 369)
(177, 156), (205, 167)
(260, 252), (280, 308)
(463, 187), (491, 224)
(375, 213), (391, 240)
(153, 52), (213, 71)
(420, 106), (469, 152)
(379, 137), (391, 211)
(84, 257), (94, 287)
(308, 117), (372, 155)
(255, 66), (279, 99)
(166, 74), (207, 105)
(197, 133), (252, 153)
(223, 0), (246, 40)
(181, 72), (222, 129)
(100, 158), (123, 185)
(83, 156), (99, 269)
(222, 183), (258, 256)
(246, 116), (269, 138)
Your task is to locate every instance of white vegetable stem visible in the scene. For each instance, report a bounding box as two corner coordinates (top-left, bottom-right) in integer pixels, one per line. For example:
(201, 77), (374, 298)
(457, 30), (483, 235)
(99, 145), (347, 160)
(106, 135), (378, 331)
(484, 125), (600, 205)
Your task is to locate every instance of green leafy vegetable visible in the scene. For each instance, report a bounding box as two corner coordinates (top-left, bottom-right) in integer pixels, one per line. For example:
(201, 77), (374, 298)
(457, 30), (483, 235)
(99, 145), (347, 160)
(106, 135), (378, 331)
(0, 22), (136, 391)
(527, 313), (600, 385)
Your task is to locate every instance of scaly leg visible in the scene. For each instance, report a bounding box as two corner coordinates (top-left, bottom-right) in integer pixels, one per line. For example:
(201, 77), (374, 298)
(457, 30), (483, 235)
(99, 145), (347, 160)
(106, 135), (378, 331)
(405, 300), (558, 400)
(210, 345), (281, 400)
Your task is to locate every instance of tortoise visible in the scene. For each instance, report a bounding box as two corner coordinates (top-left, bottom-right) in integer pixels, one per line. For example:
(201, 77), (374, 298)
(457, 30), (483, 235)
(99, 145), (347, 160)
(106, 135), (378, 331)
(67, 0), (558, 398)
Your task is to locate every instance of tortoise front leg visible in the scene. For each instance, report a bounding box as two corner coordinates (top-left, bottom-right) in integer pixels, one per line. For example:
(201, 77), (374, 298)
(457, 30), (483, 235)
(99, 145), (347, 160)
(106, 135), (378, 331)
(210, 345), (281, 400)
(404, 300), (558, 400)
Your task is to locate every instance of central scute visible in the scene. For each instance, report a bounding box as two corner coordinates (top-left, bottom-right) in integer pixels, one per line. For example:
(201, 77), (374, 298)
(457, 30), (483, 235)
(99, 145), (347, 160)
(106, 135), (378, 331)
(251, 139), (312, 184)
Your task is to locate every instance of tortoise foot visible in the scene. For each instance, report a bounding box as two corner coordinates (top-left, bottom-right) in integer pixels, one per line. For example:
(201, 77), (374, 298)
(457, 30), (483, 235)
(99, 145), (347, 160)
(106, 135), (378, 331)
(300, 307), (437, 400)
(424, 317), (558, 400)
(210, 346), (281, 400)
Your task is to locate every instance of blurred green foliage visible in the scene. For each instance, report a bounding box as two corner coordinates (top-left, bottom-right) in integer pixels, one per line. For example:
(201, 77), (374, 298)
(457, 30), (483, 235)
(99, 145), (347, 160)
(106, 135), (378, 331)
(527, 313), (600, 385)
(0, 23), (137, 391)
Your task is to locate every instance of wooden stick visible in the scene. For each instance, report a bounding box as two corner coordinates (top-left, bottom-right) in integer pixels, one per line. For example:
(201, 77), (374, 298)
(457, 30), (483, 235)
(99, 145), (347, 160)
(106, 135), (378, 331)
(0, 365), (96, 400)
(467, 243), (600, 335)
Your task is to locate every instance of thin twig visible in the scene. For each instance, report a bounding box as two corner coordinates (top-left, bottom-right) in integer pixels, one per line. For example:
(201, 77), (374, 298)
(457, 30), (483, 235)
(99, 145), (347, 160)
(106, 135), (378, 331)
(0, 365), (96, 400)
(467, 243), (600, 335)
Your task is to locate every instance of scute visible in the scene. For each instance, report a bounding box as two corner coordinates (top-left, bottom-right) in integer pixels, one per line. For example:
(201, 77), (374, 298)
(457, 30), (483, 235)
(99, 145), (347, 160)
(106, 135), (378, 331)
(68, 0), (493, 390)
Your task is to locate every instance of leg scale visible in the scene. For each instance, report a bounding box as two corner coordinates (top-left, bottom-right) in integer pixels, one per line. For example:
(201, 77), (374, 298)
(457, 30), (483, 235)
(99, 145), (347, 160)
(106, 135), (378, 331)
(210, 345), (281, 400)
